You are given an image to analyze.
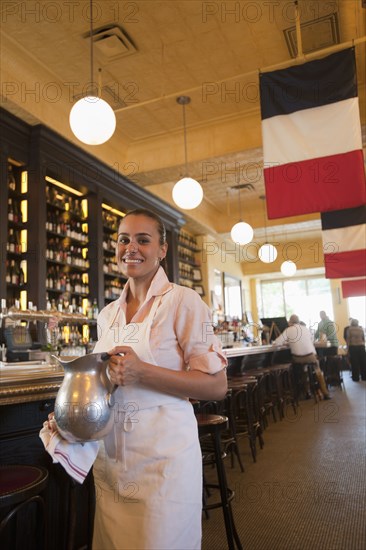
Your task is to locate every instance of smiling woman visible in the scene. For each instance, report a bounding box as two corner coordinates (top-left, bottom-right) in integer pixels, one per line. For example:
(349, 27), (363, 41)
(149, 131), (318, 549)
(91, 208), (228, 550)
(115, 209), (168, 290)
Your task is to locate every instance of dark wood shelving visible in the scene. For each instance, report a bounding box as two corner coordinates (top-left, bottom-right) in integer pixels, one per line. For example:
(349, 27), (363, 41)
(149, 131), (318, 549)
(1, 108), (186, 313)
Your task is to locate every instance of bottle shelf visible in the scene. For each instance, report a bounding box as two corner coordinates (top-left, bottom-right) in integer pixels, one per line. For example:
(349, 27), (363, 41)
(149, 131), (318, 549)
(4, 162), (28, 306)
(6, 283), (26, 289)
(103, 224), (118, 234)
(103, 271), (126, 280)
(46, 229), (88, 245)
(178, 230), (204, 296)
(6, 250), (23, 259)
(102, 204), (125, 302)
(46, 258), (89, 270)
(178, 241), (201, 253)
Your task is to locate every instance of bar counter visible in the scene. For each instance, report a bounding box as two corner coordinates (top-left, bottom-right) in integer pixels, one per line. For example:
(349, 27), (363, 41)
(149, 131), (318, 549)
(223, 343), (284, 358)
(0, 361), (63, 405)
(0, 344), (293, 406)
(0, 344), (289, 403)
(0, 359), (94, 550)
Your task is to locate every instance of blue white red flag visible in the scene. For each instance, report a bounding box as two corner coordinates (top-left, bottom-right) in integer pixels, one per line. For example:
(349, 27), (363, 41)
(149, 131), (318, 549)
(321, 205), (366, 279)
(260, 48), (366, 219)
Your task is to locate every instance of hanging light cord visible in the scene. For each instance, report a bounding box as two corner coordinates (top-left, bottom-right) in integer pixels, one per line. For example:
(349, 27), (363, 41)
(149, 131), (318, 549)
(182, 102), (188, 177)
(238, 188), (242, 221)
(261, 195), (268, 243)
(89, 0), (94, 92)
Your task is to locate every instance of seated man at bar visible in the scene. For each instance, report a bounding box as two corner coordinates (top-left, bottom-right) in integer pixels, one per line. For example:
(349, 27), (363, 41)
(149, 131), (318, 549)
(273, 314), (331, 400)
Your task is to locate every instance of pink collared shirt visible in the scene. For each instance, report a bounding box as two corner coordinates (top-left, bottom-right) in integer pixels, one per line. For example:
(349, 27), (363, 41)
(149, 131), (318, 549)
(97, 267), (227, 374)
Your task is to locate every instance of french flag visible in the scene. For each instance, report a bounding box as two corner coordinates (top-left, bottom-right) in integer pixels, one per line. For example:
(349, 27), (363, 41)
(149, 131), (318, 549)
(260, 48), (366, 219)
(321, 205), (366, 279)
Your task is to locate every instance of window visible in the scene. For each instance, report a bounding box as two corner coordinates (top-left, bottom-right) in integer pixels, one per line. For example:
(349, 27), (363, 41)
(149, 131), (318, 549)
(260, 281), (284, 317)
(259, 277), (334, 331)
(223, 273), (243, 320)
(348, 296), (366, 328)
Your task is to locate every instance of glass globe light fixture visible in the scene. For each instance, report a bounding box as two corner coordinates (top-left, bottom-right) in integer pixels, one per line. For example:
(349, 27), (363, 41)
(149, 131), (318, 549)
(281, 260), (297, 276)
(69, 0), (116, 146)
(172, 176), (203, 210)
(172, 96), (203, 210)
(259, 243), (278, 263)
(230, 221), (254, 245)
(70, 96), (116, 145)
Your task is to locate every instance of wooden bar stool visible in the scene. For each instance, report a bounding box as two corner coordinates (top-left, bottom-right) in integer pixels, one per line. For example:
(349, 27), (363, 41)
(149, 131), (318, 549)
(0, 465), (49, 550)
(229, 376), (264, 462)
(196, 414), (243, 550)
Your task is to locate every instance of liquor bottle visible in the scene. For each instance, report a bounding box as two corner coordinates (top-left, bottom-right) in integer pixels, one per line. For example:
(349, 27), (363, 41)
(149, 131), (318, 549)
(6, 260), (12, 284)
(8, 164), (16, 192)
(8, 198), (14, 222)
(11, 260), (20, 285)
(7, 228), (17, 253)
(19, 264), (25, 286)
(12, 199), (21, 224)
(87, 300), (93, 320)
(92, 299), (99, 320)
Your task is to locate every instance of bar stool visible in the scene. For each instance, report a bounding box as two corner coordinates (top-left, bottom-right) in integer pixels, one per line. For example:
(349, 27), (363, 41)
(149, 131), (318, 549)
(0, 465), (49, 550)
(292, 362), (318, 402)
(278, 363), (298, 412)
(229, 376), (264, 462)
(196, 414), (243, 550)
(266, 364), (285, 420)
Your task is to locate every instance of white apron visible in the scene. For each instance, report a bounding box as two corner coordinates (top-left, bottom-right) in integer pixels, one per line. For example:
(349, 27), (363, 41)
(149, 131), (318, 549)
(92, 297), (202, 550)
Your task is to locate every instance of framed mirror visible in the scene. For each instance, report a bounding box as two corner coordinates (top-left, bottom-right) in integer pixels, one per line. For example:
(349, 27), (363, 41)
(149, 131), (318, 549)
(223, 273), (243, 320)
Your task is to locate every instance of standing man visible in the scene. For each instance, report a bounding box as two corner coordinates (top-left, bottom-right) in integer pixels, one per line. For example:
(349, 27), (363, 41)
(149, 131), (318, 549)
(314, 311), (339, 347)
(346, 319), (366, 382)
(273, 314), (331, 400)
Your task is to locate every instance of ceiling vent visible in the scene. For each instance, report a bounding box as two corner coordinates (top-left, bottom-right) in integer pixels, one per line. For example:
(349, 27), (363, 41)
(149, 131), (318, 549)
(284, 13), (340, 58)
(84, 25), (137, 62)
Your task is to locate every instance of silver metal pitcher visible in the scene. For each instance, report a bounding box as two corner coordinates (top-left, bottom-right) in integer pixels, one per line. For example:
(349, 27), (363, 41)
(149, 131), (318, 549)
(53, 352), (117, 443)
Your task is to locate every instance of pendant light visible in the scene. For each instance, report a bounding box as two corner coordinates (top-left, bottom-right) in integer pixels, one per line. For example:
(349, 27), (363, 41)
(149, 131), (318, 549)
(258, 195), (277, 263)
(230, 185), (254, 245)
(69, 0), (116, 145)
(172, 96), (203, 210)
(281, 260), (297, 276)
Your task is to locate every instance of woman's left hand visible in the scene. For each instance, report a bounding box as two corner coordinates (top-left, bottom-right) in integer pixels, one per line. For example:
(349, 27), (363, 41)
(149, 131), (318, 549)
(107, 346), (145, 386)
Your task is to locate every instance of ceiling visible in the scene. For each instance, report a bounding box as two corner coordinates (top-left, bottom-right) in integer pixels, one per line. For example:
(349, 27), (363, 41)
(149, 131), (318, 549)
(1, 0), (365, 244)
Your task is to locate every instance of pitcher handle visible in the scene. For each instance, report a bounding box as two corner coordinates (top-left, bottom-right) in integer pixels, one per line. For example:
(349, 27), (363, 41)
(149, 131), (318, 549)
(100, 352), (118, 406)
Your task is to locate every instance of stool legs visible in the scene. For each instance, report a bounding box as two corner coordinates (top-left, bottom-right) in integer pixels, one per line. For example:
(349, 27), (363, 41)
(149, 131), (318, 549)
(0, 494), (46, 550)
(211, 431), (243, 550)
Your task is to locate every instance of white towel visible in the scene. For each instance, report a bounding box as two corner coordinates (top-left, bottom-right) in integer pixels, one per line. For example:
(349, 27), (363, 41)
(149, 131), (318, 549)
(40, 421), (99, 484)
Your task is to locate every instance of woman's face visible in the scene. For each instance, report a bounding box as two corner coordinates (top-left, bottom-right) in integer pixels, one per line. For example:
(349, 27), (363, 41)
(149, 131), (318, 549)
(116, 214), (167, 282)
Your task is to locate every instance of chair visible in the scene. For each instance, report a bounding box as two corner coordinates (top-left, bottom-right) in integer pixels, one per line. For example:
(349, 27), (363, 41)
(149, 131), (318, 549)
(196, 414), (243, 550)
(0, 465), (49, 550)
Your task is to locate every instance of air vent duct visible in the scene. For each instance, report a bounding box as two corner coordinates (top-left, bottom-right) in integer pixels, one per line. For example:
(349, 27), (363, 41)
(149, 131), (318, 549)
(84, 25), (137, 62)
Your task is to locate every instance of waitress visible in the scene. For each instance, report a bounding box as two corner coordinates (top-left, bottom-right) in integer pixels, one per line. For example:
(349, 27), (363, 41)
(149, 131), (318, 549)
(92, 208), (227, 550)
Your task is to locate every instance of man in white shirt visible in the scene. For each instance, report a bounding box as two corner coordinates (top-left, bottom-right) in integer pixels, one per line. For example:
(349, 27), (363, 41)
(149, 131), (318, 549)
(273, 314), (331, 400)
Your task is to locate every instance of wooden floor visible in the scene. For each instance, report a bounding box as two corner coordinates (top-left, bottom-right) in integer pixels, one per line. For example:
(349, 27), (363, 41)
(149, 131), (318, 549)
(202, 371), (366, 550)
